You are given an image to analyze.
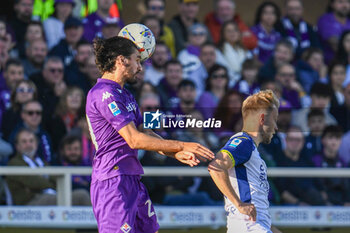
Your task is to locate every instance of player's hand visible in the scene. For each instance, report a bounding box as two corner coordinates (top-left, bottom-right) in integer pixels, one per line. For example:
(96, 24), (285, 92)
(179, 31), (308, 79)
(174, 151), (200, 167)
(237, 202), (256, 221)
(182, 142), (214, 162)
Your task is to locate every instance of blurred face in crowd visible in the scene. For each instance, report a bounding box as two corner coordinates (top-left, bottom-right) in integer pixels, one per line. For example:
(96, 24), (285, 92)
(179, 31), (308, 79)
(285, 0), (303, 23)
(85, 56), (101, 83)
(200, 45), (216, 70)
(27, 40), (47, 66)
(165, 63), (183, 89)
(25, 24), (43, 43)
(66, 89), (83, 112)
(14, 0), (33, 22)
(178, 85), (196, 105)
(311, 94), (330, 108)
(308, 115), (325, 136)
(277, 110), (291, 133)
(223, 22), (241, 45)
(55, 2), (73, 21)
(342, 32), (350, 53)
(75, 44), (93, 66)
(210, 68), (228, 90)
(98, 0), (114, 12)
(63, 140), (82, 164)
(307, 52), (324, 72)
(15, 81), (35, 104)
(16, 131), (37, 158)
(189, 26), (207, 47)
(140, 95), (160, 114)
(147, 0), (165, 19)
(242, 68), (258, 84)
(261, 5), (277, 26)
(21, 101), (42, 130)
(0, 21), (6, 38)
(330, 64), (346, 88)
(216, 0), (235, 22)
(285, 129), (304, 155)
(274, 44), (293, 66)
(144, 18), (161, 40)
(322, 134), (342, 158)
(65, 26), (83, 45)
(276, 64), (296, 88)
(139, 83), (156, 100)
(102, 24), (120, 39)
(260, 107), (278, 144)
(4, 64), (24, 90)
(43, 60), (64, 85)
(332, 0), (350, 18)
(227, 92), (242, 115)
(151, 44), (168, 69)
(179, 2), (199, 21)
(344, 84), (350, 107)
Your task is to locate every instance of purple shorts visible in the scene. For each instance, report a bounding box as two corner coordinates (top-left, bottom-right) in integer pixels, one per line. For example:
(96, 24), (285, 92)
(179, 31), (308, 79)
(91, 175), (159, 233)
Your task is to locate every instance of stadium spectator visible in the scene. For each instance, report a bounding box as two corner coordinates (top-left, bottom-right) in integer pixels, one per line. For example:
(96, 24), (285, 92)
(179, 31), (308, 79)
(292, 82), (337, 134)
(144, 42), (170, 86)
(339, 129), (350, 166)
(204, 0), (257, 49)
(178, 23), (209, 79)
(65, 41), (93, 94)
(49, 17), (83, 67)
(275, 126), (327, 206)
(251, 1), (281, 63)
(233, 59), (260, 97)
(311, 125), (350, 205)
(168, 0), (200, 54)
(58, 134), (91, 196)
(0, 19), (15, 52)
(275, 63), (303, 109)
(8, 0), (34, 56)
(84, 54), (100, 87)
(331, 82), (350, 132)
(82, 0), (123, 43)
(296, 48), (328, 94)
(218, 21), (251, 84)
(328, 61), (346, 109)
(9, 100), (53, 164)
(43, 0), (75, 49)
(303, 109), (326, 160)
(170, 79), (198, 117)
(17, 21), (45, 59)
(100, 17), (121, 39)
(258, 39), (294, 84)
(0, 59), (24, 127)
(136, 81), (159, 104)
(0, 37), (10, 73)
(144, 0), (176, 57)
(276, 0), (320, 59)
(22, 39), (48, 78)
(1, 80), (37, 141)
(318, 0), (350, 63)
(30, 56), (66, 118)
(198, 64), (229, 119)
(157, 59), (183, 109)
(213, 90), (243, 140)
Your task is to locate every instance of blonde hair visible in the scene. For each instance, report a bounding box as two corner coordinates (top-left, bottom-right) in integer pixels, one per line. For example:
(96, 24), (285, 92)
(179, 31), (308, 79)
(242, 89), (280, 118)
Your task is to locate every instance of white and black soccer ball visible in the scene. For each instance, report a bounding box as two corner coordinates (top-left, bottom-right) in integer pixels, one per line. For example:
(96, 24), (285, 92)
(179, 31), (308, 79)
(118, 23), (156, 62)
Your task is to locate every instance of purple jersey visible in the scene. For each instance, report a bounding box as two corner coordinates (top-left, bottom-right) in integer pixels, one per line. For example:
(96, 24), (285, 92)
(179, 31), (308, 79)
(86, 78), (143, 182)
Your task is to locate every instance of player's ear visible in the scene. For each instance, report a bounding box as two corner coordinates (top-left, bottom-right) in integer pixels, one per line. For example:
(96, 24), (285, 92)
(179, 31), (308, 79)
(259, 113), (265, 126)
(116, 55), (126, 66)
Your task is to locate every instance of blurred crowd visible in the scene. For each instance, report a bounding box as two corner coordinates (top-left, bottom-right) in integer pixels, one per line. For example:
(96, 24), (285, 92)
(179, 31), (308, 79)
(0, 0), (349, 207)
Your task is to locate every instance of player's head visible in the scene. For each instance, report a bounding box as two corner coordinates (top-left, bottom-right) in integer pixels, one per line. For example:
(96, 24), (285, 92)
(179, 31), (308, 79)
(242, 90), (280, 144)
(93, 36), (142, 83)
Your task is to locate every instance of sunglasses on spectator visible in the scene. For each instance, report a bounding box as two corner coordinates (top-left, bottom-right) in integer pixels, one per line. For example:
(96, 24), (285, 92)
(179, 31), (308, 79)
(48, 68), (63, 74)
(16, 87), (34, 93)
(150, 6), (165, 11)
(24, 110), (42, 116)
(144, 106), (160, 111)
(192, 31), (206, 36)
(212, 74), (227, 79)
(278, 72), (295, 77)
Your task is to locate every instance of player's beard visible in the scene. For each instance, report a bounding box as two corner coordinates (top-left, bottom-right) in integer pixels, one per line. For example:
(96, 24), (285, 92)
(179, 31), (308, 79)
(260, 126), (272, 144)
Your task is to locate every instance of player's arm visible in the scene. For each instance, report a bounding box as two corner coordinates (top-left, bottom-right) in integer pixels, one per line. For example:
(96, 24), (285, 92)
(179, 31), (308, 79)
(120, 122), (214, 162)
(208, 151), (256, 221)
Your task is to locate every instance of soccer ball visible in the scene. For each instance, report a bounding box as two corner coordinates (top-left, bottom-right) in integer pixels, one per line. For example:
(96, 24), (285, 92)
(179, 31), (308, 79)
(118, 23), (156, 62)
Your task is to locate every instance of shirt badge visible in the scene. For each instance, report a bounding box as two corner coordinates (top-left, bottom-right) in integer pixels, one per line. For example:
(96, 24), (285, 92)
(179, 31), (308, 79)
(102, 91), (114, 102)
(108, 101), (121, 116)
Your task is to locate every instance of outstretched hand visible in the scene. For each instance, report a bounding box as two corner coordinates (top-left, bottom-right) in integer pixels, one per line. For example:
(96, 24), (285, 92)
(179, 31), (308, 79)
(174, 151), (200, 167)
(182, 142), (215, 162)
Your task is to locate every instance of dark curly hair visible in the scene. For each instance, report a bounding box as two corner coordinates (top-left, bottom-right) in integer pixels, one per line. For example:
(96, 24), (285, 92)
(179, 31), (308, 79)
(93, 36), (138, 74)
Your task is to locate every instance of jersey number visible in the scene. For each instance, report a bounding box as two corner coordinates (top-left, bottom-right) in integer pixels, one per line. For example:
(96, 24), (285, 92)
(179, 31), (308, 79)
(145, 199), (155, 217)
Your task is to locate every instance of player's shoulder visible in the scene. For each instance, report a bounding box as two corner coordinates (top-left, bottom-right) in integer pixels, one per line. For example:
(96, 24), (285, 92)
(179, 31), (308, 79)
(226, 132), (255, 152)
(88, 80), (124, 103)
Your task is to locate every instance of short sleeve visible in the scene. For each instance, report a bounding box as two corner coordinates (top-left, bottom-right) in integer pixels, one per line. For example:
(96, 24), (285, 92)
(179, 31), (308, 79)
(96, 95), (134, 132)
(220, 136), (254, 166)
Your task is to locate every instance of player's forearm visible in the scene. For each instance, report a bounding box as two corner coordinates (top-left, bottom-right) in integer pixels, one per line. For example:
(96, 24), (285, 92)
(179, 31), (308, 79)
(208, 166), (241, 207)
(131, 131), (183, 152)
(143, 129), (176, 158)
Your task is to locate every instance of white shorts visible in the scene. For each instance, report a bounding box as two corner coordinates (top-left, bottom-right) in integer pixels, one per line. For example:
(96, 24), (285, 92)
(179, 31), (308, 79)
(227, 218), (272, 233)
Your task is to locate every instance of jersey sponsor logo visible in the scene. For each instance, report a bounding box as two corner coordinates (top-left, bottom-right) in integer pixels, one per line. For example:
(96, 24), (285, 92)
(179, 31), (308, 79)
(126, 103), (136, 112)
(120, 222), (131, 233)
(229, 138), (242, 147)
(108, 101), (121, 116)
(102, 91), (114, 102)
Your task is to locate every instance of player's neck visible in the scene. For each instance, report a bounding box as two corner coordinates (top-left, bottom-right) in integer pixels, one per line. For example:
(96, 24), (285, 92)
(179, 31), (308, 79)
(102, 72), (125, 88)
(242, 128), (261, 147)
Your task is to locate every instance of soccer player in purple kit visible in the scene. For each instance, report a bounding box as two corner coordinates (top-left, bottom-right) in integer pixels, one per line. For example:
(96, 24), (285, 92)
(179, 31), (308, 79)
(86, 36), (214, 233)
